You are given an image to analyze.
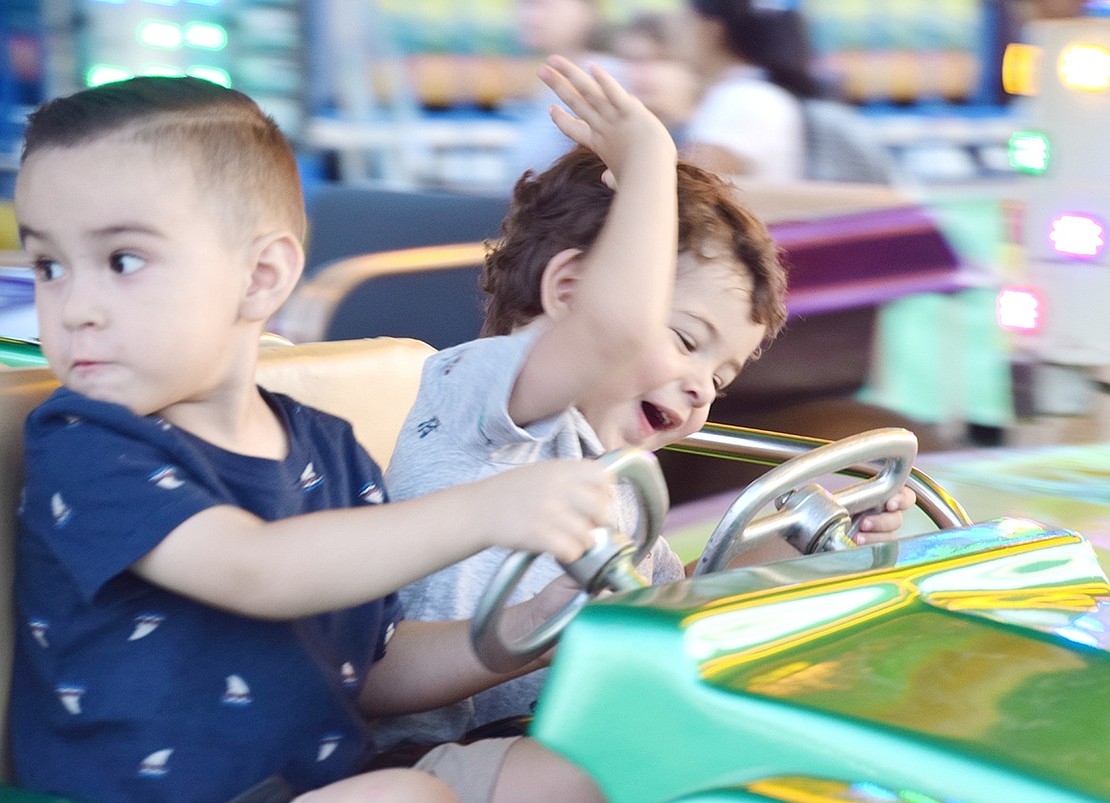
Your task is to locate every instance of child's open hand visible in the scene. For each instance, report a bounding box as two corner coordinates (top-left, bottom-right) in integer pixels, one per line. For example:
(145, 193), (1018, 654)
(538, 54), (675, 180)
(479, 459), (614, 565)
(854, 485), (917, 545)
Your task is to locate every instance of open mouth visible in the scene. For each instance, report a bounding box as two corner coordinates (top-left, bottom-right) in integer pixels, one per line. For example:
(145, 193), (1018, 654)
(641, 401), (676, 432)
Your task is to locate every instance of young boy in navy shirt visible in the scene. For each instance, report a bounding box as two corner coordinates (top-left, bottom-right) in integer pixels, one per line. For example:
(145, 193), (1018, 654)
(10, 70), (620, 802)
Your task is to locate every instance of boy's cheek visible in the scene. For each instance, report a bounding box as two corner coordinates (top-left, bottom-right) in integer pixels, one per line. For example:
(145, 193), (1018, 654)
(642, 339), (686, 391)
(630, 359), (678, 403)
(678, 409), (709, 441)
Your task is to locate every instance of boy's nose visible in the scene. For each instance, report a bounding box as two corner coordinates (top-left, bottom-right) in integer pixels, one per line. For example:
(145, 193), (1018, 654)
(59, 279), (107, 331)
(683, 372), (714, 408)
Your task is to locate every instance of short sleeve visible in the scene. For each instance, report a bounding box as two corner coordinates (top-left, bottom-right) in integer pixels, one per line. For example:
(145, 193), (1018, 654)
(21, 392), (223, 603)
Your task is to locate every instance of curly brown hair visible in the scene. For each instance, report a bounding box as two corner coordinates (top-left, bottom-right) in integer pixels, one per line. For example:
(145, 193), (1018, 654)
(481, 145), (788, 341)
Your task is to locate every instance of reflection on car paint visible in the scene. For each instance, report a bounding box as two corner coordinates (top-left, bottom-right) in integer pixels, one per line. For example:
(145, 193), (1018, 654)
(533, 519), (1110, 803)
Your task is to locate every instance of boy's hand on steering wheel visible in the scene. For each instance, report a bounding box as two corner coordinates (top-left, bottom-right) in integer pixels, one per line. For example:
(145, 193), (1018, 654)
(499, 574), (614, 670)
(477, 459), (614, 565)
(855, 485), (916, 545)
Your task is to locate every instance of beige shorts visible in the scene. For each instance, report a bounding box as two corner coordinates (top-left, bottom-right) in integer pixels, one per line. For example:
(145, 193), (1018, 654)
(413, 736), (520, 803)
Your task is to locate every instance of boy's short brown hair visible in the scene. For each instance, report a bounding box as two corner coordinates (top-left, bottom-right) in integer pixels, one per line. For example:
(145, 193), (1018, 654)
(21, 76), (305, 242)
(481, 145), (788, 341)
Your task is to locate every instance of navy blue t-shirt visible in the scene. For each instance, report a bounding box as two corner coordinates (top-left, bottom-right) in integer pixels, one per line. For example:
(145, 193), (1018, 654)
(11, 387), (402, 801)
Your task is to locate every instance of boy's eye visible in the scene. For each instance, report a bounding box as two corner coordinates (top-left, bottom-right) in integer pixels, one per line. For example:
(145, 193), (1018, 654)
(672, 329), (695, 352)
(32, 259), (65, 282)
(714, 370), (740, 398)
(109, 253), (145, 275)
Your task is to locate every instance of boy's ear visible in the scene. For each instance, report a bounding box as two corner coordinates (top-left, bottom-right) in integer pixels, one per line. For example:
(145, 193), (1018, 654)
(539, 248), (585, 320)
(240, 230), (305, 323)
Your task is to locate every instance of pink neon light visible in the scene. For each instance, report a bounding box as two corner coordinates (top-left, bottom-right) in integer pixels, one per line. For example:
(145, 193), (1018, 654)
(1049, 214), (1105, 257)
(996, 287), (1041, 333)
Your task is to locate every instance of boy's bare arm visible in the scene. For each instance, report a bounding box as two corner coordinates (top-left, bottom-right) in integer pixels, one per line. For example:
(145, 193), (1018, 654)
(510, 57), (679, 426)
(358, 574), (579, 716)
(358, 619), (538, 717)
(131, 459), (611, 619)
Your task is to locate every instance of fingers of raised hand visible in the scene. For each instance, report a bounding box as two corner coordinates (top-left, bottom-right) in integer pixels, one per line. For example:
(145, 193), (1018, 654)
(539, 56), (620, 119)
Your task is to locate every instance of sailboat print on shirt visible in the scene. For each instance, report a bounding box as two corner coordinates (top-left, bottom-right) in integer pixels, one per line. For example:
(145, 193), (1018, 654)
(149, 466), (185, 490)
(359, 481), (384, 504)
(138, 749), (173, 778)
(299, 462), (323, 491)
(128, 613), (165, 641)
(317, 733), (341, 762)
(56, 684), (85, 715)
(51, 492), (72, 527)
(340, 661), (358, 688)
(221, 675), (252, 706)
(28, 618), (48, 648)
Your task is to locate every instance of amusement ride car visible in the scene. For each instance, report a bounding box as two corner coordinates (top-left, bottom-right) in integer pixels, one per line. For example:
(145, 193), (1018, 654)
(0, 338), (1107, 802)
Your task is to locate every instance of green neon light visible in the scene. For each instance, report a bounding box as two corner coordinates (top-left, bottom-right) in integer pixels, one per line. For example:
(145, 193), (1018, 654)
(188, 66), (232, 87)
(1008, 130), (1050, 175)
(184, 21), (228, 50)
(138, 20), (183, 49)
(140, 64), (186, 77)
(86, 64), (133, 87)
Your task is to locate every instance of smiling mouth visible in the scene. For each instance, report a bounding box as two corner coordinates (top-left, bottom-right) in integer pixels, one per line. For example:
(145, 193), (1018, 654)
(641, 401), (677, 432)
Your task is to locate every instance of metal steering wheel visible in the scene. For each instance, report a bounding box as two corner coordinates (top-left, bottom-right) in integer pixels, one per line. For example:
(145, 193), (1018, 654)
(693, 427), (918, 576)
(471, 448), (669, 672)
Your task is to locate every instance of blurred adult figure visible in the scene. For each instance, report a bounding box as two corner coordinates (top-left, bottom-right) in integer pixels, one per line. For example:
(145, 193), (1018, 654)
(612, 12), (702, 145)
(681, 0), (821, 181)
(504, 0), (620, 181)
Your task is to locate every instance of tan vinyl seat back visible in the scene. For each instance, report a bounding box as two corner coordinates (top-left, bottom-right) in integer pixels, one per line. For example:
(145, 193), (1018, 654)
(278, 243), (488, 350)
(0, 337), (434, 781)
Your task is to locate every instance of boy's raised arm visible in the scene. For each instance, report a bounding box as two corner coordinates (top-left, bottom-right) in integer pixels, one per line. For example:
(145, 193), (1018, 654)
(132, 459), (612, 619)
(509, 56), (679, 426)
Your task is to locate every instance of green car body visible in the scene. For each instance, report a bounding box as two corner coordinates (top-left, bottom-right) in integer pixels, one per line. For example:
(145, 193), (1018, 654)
(0, 338), (44, 369)
(533, 519), (1110, 803)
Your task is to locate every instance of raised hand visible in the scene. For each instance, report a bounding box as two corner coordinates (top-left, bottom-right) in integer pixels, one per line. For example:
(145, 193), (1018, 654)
(538, 54), (675, 181)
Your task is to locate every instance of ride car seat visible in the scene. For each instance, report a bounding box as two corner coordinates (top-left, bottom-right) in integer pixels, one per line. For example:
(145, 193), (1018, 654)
(0, 337), (434, 788)
(277, 243), (487, 350)
(303, 186), (509, 278)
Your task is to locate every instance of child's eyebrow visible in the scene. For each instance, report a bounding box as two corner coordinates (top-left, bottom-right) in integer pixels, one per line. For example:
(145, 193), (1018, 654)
(17, 224), (44, 244)
(17, 223), (163, 243)
(90, 224), (165, 239)
(688, 311), (720, 339)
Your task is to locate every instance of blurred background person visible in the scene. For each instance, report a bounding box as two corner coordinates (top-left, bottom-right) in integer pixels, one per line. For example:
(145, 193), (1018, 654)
(611, 11), (702, 146)
(503, 0), (621, 180)
(681, 0), (822, 181)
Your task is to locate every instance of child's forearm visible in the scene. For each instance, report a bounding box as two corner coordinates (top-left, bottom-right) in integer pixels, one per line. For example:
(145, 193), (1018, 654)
(132, 496), (499, 619)
(581, 142), (678, 348)
(132, 460), (609, 620)
(357, 619), (545, 717)
(541, 58), (679, 366)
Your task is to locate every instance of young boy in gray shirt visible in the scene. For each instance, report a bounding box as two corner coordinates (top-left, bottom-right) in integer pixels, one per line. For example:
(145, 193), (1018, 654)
(380, 65), (914, 749)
